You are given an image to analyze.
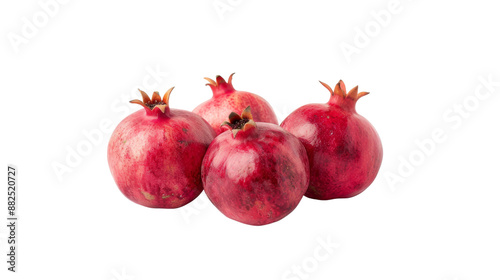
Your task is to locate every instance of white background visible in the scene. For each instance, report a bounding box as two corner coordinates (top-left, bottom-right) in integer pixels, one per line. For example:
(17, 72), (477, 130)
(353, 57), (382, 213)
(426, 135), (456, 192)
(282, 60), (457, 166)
(1, 0), (499, 279)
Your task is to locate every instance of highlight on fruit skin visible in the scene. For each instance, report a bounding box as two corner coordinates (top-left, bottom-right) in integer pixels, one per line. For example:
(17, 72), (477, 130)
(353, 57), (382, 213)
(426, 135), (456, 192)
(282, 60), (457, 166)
(107, 88), (216, 209)
(280, 79), (383, 200)
(192, 73), (278, 135)
(202, 106), (310, 226)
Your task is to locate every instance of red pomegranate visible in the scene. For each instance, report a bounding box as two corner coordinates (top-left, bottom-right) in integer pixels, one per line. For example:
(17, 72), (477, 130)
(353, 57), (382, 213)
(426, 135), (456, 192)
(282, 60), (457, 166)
(108, 88), (216, 208)
(202, 107), (309, 225)
(193, 73), (278, 135)
(281, 80), (383, 200)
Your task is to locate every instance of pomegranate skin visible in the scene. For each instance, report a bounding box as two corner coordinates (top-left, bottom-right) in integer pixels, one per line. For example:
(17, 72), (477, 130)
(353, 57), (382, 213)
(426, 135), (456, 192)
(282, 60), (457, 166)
(202, 108), (309, 225)
(193, 74), (278, 135)
(108, 89), (216, 208)
(281, 80), (383, 200)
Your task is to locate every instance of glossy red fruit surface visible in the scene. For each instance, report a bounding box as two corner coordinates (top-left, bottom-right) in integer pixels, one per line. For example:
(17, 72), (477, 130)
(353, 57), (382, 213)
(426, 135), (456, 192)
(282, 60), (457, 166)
(202, 107), (309, 225)
(281, 80), (383, 200)
(193, 73), (278, 135)
(108, 88), (216, 208)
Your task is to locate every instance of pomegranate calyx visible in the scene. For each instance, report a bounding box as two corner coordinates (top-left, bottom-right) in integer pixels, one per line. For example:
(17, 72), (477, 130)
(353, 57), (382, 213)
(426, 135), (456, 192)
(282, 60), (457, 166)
(221, 106), (257, 138)
(130, 87), (174, 115)
(320, 80), (370, 110)
(320, 80), (370, 101)
(204, 73), (236, 96)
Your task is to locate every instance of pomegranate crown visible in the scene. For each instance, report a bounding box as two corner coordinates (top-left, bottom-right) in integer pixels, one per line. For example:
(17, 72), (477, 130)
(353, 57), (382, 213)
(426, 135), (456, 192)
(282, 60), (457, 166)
(130, 87), (175, 115)
(319, 80), (369, 101)
(204, 73), (236, 96)
(221, 106), (257, 138)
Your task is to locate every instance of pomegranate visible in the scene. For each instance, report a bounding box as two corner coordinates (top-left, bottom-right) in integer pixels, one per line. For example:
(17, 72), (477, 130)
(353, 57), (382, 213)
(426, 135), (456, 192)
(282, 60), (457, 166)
(193, 73), (278, 135)
(281, 80), (383, 200)
(108, 88), (216, 208)
(202, 107), (309, 225)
